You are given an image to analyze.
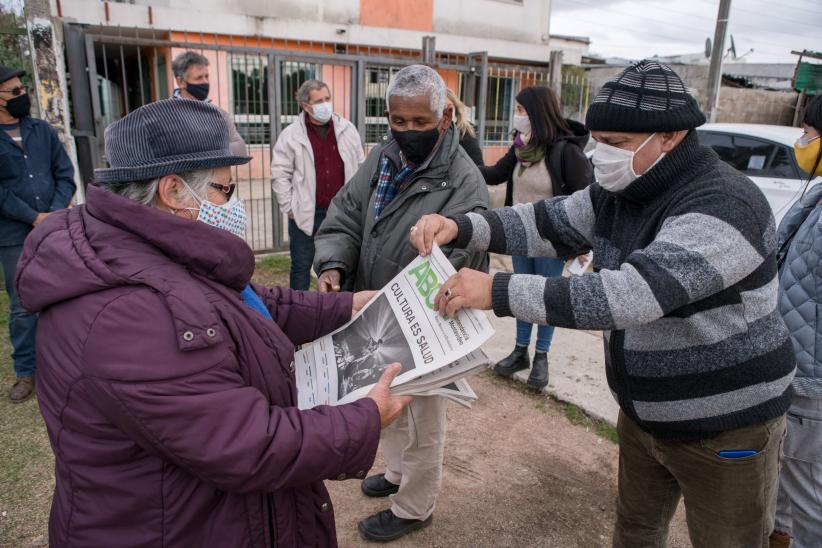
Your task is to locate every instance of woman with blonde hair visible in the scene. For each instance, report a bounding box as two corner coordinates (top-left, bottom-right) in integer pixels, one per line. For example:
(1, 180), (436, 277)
(446, 89), (484, 166)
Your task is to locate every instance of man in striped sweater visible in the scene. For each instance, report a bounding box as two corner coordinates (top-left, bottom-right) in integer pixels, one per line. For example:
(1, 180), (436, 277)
(409, 61), (794, 547)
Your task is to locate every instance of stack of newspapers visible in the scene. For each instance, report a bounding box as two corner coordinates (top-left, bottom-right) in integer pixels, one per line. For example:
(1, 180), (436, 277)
(295, 245), (495, 410)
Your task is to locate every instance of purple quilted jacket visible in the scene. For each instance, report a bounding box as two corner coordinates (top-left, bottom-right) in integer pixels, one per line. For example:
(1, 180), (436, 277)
(15, 186), (380, 547)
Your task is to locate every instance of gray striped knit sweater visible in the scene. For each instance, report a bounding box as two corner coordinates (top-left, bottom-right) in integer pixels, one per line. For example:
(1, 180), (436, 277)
(453, 132), (795, 440)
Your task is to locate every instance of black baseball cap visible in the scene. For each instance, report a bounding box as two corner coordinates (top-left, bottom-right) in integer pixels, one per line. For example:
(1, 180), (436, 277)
(0, 65), (26, 86)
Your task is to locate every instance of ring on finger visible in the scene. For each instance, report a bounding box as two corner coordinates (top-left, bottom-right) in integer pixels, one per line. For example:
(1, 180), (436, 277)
(444, 288), (454, 300)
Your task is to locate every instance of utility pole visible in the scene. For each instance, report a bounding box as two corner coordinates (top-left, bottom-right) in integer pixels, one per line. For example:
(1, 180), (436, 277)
(705, 0), (732, 123)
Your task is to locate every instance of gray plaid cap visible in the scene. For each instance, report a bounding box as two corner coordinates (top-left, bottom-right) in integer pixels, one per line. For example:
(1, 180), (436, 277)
(94, 98), (251, 184)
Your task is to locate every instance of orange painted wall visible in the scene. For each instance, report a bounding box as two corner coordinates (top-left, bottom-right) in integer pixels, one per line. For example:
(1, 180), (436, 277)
(360, 0), (433, 32)
(321, 64), (353, 120)
(439, 69), (460, 94)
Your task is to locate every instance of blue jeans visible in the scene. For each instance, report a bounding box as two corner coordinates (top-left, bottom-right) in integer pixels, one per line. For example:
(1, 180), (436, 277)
(288, 208), (327, 290)
(0, 245), (37, 377)
(512, 255), (565, 353)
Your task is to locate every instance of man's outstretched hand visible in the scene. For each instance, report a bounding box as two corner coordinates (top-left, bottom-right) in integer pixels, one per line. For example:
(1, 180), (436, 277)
(409, 214), (459, 257)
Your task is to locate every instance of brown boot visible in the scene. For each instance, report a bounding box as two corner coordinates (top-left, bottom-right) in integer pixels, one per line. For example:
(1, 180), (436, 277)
(9, 376), (35, 403)
(769, 530), (791, 548)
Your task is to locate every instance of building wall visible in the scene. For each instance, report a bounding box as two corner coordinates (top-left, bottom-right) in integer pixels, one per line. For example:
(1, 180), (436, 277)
(717, 88), (798, 126)
(56, 0), (556, 63)
(360, 0), (433, 32)
(548, 36), (589, 66)
(433, 0), (550, 45)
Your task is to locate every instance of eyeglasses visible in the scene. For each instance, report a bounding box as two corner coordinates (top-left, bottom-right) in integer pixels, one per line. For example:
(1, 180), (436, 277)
(0, 86), (26, 97)
(209, 182), (236, 199)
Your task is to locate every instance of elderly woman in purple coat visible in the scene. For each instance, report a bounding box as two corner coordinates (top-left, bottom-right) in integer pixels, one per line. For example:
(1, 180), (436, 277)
(15, 99), (410, 547)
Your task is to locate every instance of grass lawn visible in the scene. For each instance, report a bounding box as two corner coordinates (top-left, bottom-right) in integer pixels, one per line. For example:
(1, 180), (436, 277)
(0, 255), (294, 547)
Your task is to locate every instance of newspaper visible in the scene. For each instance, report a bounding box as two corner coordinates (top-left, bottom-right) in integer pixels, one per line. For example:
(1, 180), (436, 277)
(295, 245), (494, 409)
(567, 251), (593, 276)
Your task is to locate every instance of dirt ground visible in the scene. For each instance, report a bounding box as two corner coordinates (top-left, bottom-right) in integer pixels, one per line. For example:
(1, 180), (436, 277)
(328, 371), (692, 548)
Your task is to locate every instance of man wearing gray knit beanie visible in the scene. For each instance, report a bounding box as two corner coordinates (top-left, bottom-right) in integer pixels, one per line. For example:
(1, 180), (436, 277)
(409, 60), (794, 547)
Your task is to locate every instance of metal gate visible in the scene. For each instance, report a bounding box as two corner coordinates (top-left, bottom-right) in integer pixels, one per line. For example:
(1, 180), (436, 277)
(63, 27), (495, 253)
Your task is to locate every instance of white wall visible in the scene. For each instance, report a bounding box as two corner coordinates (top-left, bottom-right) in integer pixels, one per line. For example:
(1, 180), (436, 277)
(433, 0), (550, 45)
(56, 0), (559, 63)
(549, 37), (589, 65)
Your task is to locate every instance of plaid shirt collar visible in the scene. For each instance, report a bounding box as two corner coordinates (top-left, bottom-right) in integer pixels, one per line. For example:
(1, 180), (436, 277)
(373, 152), (416, 220)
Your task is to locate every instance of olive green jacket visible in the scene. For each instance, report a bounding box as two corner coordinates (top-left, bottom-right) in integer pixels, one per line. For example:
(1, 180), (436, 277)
(313, 126), (489, 291)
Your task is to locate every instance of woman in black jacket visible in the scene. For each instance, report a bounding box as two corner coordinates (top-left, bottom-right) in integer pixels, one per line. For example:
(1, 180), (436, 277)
(480, 85), (592, 390)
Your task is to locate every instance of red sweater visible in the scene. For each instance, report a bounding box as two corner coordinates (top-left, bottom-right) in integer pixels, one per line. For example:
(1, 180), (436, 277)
(305, 120), (345, 209)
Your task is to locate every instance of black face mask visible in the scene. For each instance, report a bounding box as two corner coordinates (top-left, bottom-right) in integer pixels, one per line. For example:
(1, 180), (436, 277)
(392, 127), (441, 165)
(4, 93), (30, 119)
(185, 82), (210, 101)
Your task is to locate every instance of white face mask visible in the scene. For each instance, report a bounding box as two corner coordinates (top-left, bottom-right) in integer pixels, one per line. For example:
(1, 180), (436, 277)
(592, 133), (665, 192)
(309, 101), (333, 124)
(512, 114), (531, 136)
(180, 179), (247, 240)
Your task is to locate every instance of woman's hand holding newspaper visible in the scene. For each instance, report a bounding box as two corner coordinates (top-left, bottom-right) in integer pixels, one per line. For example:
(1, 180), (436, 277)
(367, 363), (413, 428)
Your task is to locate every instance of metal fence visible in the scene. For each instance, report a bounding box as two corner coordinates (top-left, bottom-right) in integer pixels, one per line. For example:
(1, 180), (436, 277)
(64, 26), (592, 254)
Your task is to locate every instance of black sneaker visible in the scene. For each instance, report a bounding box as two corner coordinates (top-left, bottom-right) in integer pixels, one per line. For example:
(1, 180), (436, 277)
(361, 474), (400, 498)
(358, 509), (432, 542)
(493, 345), (530, 377)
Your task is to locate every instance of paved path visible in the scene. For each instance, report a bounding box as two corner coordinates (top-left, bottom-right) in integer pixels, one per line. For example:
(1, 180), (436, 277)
(481, 256), (619, 426)
(482, 317), (619, 425)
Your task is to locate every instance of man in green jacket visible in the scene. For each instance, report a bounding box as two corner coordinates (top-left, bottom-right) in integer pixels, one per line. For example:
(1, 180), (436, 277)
(313, 64), (489, 542)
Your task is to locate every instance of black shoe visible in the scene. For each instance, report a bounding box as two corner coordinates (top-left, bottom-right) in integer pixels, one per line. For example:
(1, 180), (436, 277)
(494, 345), (530, 377)
(358, 509), (432, 542)
(361, 474), (400, 498)
(527, 351), (549, 390)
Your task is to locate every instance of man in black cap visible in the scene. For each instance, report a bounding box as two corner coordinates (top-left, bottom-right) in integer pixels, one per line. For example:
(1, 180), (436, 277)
(410, 60), (793, 547)
(0, 64), (75, 402)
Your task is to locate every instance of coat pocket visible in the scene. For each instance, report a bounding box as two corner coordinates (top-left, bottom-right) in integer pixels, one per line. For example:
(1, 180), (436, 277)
(784, 408), (822, 464)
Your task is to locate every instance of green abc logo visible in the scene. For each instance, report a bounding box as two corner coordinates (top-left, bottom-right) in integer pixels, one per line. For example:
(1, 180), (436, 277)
(408, 260), (442, 310)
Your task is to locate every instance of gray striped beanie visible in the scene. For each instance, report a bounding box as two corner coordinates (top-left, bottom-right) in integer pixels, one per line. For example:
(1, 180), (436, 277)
(585, 60), (706, 132)
(94, 98), (251, 184)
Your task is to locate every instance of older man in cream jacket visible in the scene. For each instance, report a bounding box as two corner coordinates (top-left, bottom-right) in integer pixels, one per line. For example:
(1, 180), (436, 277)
(271, 79), (365, 290)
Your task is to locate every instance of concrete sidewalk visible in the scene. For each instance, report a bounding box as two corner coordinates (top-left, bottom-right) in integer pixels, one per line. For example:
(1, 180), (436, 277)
(481, 255), (619, 426)
(481, 315), (619, 426)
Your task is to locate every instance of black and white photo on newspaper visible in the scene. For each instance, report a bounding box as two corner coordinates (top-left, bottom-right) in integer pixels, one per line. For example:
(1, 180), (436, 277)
(295, 245), (494, 409)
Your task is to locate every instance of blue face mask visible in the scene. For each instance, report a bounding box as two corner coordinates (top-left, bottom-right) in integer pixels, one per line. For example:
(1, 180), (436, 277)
(185, 81), (210, 101)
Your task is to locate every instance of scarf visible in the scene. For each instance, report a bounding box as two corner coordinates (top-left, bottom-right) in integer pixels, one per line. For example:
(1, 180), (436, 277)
(513, 133), (546, 177)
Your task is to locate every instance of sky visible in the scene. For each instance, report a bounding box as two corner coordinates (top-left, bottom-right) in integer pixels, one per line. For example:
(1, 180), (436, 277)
(550, 0), (822, 64)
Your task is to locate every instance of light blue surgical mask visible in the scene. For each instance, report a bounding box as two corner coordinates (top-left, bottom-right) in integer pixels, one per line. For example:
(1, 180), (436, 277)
(309, 101), (333, 124)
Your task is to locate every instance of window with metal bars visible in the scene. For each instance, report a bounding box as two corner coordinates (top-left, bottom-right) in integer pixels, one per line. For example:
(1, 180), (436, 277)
(364, 65), (403, 144)
(481, 75), (515, 144)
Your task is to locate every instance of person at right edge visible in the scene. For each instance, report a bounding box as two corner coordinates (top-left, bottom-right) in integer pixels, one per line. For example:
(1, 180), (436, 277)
(479, 85), (592, 389)
(410, 61), (794, 548)
(770, 94), (822, 548)
(313, 65), (489, 543)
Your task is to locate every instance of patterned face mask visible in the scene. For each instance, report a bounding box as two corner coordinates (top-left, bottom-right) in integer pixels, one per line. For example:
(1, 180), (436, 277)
(180, 178), (247, 240)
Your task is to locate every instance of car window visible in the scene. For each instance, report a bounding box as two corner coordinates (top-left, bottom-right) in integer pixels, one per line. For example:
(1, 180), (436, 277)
(698, 132), (798, 178)
(768, 146), (797, 178)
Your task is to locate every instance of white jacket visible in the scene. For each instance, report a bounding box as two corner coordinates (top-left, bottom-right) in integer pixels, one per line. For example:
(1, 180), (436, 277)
(270, 112), (365, 236)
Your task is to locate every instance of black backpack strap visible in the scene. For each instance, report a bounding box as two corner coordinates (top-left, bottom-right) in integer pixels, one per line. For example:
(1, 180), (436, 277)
(547, 139), (569, 193)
